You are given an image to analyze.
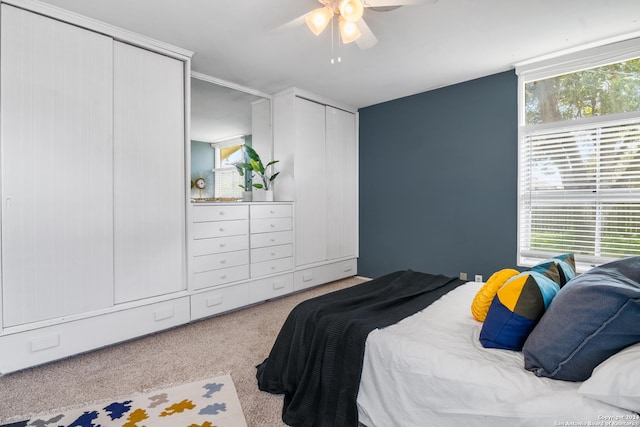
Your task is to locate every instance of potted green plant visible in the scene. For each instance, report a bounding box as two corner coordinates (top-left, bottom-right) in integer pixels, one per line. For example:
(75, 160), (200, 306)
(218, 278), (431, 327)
(235, 145), (279, 201)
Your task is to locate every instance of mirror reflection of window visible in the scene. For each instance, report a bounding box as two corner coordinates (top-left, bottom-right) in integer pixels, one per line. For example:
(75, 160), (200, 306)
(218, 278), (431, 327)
(212, 136), (250, 200)
(220, 145), (244, 167)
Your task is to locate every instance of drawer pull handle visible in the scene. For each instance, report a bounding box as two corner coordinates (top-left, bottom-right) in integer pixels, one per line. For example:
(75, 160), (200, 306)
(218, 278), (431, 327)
(270, 238), (276, 242)
(271, 265), (276, 270)
(30, 334), (60, 352)
(154, 307), (175, 321)
(220, 274), (227, 279)
(219, 211), (225, 215)
(273, 281), (285, 290)
(270, 210), (275, 214)
(220, 259), (226, 264)
(207, 296), (223, 307)
(271, 251), (276, 256)
(220, 243), (226, 248)
(219, 227), (225, 232)
(270, 223), (276, 228)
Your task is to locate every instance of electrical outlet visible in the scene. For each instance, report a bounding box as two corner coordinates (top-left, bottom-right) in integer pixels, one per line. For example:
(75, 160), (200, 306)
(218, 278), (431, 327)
(475, 274), (483, 282)
(459, 272), (467, 280)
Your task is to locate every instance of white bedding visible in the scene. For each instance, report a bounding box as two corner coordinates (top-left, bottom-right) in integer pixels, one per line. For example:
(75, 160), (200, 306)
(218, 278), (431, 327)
(357, 281), (637, 427)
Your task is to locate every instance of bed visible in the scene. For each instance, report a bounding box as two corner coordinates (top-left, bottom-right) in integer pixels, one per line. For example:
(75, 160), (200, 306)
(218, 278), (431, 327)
(257, 258), (640, 427)
(357, 280), (638, 426)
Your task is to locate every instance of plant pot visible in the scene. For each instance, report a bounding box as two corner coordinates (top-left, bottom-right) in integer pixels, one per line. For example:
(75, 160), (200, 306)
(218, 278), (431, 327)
(253, 189), (273, 202)
(242, 191), (252, 202)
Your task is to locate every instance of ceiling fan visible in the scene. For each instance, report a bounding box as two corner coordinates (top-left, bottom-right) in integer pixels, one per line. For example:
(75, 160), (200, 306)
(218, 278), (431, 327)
(278, 0), (436, 50)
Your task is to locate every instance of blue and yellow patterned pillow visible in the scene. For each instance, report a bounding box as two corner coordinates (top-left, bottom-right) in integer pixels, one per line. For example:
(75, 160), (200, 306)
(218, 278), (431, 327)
(471, 268), (520, 322)
(479, 261), (561, 351)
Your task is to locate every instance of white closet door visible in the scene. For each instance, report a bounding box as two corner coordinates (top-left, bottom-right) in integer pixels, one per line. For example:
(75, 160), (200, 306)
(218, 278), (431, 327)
(0, 5), (114, 327)
(294, 97), (327, 266)
(113, 42), (186, 303)
(325, 107), (358, 260)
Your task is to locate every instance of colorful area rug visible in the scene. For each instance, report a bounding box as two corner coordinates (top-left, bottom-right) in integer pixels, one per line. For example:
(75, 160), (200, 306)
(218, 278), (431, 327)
(1, 374), (247, 427)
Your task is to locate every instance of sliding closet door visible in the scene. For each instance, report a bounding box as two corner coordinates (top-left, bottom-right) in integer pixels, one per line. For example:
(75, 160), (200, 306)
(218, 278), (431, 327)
(294, 97), (328, 266)
(0, 5), (114, 326)
(113, 41), (186, 303)
(325, 106), (358, 260)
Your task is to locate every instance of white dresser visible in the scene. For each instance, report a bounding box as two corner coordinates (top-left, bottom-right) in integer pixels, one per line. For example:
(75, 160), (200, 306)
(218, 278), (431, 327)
(190, 202), (295, 320)
(192, 204), (251, 290)
(249, 204), (294, 278)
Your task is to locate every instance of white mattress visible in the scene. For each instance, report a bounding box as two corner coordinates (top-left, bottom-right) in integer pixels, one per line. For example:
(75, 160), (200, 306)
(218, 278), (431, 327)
(357, 281), (636, 427)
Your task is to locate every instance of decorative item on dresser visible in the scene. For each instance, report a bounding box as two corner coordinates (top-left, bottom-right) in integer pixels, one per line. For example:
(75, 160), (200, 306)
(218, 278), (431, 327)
(235, 145), (279, 202)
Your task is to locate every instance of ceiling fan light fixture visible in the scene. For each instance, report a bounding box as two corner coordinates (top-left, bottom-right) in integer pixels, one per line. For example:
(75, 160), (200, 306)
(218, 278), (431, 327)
(339, 0), (364, 23)
(338, 16), (361, 44)
(305, 7), (333, 36)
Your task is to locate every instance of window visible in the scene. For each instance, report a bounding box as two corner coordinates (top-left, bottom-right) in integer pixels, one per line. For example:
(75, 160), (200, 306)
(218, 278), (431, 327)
(212, 136), (248, 200)
(517, 38), (640, 269)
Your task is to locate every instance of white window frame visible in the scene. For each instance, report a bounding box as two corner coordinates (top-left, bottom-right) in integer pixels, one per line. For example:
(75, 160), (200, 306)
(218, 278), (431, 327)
(211, 136), (246, 199)
(516, 37), (640, 272)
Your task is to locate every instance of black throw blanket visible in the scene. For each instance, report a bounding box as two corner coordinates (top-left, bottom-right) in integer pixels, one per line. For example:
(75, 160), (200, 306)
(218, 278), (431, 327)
(256, 270), (466, 427)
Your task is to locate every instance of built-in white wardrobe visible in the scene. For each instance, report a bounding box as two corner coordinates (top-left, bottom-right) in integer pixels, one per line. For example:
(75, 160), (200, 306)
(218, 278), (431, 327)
(0, 1), (360, 375)
(273, 89), (359, 290)
(0, 0), (192, 373)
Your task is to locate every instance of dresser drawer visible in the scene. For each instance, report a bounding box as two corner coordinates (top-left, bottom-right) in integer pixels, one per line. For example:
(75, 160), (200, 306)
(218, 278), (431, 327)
(294, 258), (357, 291)
(247, 273), (294, 305)
(251, 244), (293, 263)
(193, 205), (248, 222)
(250, 230), (293, 248)
(194, 219), (248, 239)
(250, 204), (292, 219)
(251, 257), (293, 278)
(193, 235), (248, 257)
(193, 250), (249, 274)
(250, 217), (292, 234)
(193, 265), (249, 290)
(0, 297), (190, 374)
(191, 283), (248, 320)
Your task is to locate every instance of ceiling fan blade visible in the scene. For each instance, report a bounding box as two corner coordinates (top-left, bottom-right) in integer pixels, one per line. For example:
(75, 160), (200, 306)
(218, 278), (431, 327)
(355, 18), (378, 50)
(270, 12), (309, 34)
(364, 0), (437, 6)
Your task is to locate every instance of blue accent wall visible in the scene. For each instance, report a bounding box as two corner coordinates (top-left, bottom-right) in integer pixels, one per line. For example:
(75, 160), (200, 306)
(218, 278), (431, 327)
(358, 70), (519, 280)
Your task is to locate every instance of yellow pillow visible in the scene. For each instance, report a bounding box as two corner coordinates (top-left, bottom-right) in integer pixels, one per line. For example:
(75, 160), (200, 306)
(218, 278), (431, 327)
(471, 268), (520, 322)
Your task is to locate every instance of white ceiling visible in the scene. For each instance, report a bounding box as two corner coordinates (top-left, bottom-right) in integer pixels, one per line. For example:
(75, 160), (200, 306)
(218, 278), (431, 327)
(37, 0), (640, 109)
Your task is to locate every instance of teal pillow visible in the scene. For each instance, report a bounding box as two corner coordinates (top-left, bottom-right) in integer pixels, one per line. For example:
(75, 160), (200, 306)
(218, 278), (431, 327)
(552, 253), (576, 287)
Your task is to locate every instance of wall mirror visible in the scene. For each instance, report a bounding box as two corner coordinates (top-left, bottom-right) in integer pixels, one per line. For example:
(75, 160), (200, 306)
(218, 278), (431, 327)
(190, 72), (271, 201)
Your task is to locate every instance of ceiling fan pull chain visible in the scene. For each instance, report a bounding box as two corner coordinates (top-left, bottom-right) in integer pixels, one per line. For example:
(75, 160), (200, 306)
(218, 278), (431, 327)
(330, 16), (342, 64)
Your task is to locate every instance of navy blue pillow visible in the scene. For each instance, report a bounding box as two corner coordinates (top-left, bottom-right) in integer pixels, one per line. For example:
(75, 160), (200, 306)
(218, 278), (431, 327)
(522, 256), (640, 381)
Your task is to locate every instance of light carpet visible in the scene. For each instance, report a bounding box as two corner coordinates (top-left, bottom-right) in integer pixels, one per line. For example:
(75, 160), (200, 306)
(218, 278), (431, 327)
(0, 374), (247, 427)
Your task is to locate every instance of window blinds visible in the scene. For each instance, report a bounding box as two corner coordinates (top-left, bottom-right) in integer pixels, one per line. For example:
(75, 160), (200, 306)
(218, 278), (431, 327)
(519, 116), (640, 266)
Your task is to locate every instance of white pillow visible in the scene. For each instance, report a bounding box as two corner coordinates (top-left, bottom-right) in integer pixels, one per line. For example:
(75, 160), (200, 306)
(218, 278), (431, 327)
(578, 343), (640, 412)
